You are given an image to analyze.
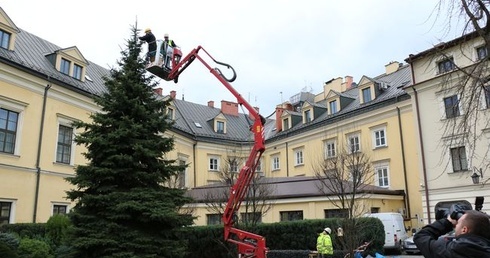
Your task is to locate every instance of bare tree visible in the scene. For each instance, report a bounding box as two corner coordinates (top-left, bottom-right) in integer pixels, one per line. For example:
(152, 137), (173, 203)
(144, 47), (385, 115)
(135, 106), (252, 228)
(203, 154), (275, 226)
(313, 145), (375, 253)
(430, 1), (490, 181)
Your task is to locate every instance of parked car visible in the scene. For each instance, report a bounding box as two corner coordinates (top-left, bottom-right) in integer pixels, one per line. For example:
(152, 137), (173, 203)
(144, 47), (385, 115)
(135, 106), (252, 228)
(402, 235), (420, 255)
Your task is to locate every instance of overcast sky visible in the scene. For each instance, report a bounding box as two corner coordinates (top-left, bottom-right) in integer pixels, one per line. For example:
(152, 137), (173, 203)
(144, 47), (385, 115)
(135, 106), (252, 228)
(3, 0), (462, 117)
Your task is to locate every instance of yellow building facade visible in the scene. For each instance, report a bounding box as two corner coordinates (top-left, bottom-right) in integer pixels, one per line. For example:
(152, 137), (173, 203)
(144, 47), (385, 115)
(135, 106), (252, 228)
(0, 6), (423, 230)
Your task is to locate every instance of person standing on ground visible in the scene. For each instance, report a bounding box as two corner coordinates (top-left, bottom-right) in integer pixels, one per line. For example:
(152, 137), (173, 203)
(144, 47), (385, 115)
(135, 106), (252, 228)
(317, 227), (334, 258)
(414, 209), (490, 257)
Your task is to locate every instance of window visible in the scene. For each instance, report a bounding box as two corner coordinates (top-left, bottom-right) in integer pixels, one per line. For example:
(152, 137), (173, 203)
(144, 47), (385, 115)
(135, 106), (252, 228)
(324, 209), (348, 218)
(73, 64), (82, 80)
(484, 85), (490, 109)
(0, 108), (18, 154)
(0, 202), (11, 225)
(280, 210), (303, 222)
(329, 100), (337, 114)
(209, 156), (219, 171)
(229, 158), (239, 173)
(53, 205), (67, 215)
(325, 140), (336, 158)
(256, 158), (263, 172)
(56, 125), (73, 164)
(60, 58), (70, 75)
(438, 58), (455, 74)
(177, 159), (186, 188)
(294, 149), (304, 166)
(272, 156), (280, 171)
(241, 212), (262, 224)
(362, 88), (372, 102)
(283, 118), (289, 130)
(370, 207), (380, 213)
(0, 30), (10, 49)
(167, 107), (174, 120)
(376, 166), (389, 187)
(444, 95), (460, 118)
(206, 214), (222, 225)
(373, 128), (387, 148)
(216, 121), (225, 134)
(348, 134), (360, 153)
(304, 110), (312, 122)
(477, 46), (488, 60)
(450, 146), (468, 172)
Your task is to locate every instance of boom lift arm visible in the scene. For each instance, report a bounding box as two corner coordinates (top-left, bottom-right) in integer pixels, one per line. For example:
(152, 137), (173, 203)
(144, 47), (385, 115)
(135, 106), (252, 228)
(160, 46), (267, 258)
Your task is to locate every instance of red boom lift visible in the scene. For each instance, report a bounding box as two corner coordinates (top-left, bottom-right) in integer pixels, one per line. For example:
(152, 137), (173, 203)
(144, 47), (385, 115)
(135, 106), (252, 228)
(144, 43), (267, 258)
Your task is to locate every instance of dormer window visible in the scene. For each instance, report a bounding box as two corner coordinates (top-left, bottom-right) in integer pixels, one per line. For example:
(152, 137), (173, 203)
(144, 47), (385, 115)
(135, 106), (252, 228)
(73, 64), (83, 80)
(166, 107), (174, 120)
(60, 58), (70, 75)
(438, 57), (455, 74)
(0, 30), (10, 49)
(283, 118), (289, 130)
(329, 100), (338, 114)
(477, 46), (488, 61)
(217, 121), (225, 134)
(362, 87), (372, 103)
(304, 109), (312, 123)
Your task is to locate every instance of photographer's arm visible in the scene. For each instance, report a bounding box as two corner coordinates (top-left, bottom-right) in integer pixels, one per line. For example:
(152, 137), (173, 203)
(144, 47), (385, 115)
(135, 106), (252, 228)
(414, 218), (454, 258)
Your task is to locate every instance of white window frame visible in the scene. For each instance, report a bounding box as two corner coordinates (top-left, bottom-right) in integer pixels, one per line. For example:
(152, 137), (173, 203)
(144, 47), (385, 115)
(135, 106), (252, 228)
(51, 202), (70, 215)
(329, 100), (338, 114)
(324, 139), (336, 158)
(0, 199), (16, 224)
(56, 116), (76, 165)
(372, 126), (387, 148)
(347, 133), (361, 153)
(294, 149), (304, 166)
(0, 97), (27, 156)
(375, 165), (390, 188)
(271, 155), (280, 171)
(208, 155), (220, 171)
(450, 146), (468, 172)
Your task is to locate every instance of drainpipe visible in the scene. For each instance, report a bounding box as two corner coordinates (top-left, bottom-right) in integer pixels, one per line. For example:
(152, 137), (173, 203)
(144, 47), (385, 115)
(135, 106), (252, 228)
(397, 106), (411, 219)
(285, 142), (289, 177)
(33, 82), (52, 223)
(193, 143), (197, 188)
(411, 86), (431, 223)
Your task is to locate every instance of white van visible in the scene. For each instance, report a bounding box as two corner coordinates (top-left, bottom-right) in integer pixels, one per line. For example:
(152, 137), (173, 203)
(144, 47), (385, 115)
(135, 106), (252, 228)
(364, 212), (408, 252)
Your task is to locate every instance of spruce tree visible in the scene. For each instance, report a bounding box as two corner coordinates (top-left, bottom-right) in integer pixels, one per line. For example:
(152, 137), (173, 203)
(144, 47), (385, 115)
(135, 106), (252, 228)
(66, 26), (193, 258)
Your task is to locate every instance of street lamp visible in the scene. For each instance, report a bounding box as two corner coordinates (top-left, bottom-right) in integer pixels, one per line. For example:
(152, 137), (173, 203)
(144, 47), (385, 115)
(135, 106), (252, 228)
(471, 167), (483, 185)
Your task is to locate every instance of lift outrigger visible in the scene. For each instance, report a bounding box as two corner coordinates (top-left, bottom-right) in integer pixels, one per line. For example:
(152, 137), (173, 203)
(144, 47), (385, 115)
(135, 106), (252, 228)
(144, 41), (267, 258)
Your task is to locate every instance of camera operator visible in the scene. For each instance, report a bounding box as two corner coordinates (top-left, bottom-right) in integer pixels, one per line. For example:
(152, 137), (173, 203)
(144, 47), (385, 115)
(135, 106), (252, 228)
(414, 209), (490, 257)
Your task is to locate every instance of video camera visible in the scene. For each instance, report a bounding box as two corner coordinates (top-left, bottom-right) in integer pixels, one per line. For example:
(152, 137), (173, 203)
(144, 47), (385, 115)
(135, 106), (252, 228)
(434, 197), (484, 220)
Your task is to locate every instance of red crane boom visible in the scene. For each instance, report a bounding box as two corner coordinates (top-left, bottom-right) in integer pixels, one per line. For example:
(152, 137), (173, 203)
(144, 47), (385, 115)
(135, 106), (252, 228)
(146, 45), (267, 258)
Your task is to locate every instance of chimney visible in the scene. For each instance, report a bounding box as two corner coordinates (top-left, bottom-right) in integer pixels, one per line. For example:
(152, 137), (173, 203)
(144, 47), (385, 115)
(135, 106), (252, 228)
(342, 76), (353, 91)
(170, 90), (177, 99)
(220, 100), (239, 116)
(275, 106), (284, 132)
(153, 88), (163, 96)
(249, 107), (259, 120)
(385, 61), (400, 74)
(208, 101), (214, 108)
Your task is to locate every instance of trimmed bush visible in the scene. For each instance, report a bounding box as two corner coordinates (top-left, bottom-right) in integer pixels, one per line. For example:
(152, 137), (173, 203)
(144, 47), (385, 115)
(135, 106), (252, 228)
(0, 232), (20, 250)
(46, 214), (71, 246)
(17, 238), (53, 258)
(0, 241), (18, 258)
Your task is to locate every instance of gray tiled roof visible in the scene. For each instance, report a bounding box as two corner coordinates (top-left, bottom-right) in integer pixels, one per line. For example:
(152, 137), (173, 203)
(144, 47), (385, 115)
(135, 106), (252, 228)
(185, 176), (405, 202)
(171, 98), (275, 143)
(268, 65), (412, 142)
(0, 28), (110, 96)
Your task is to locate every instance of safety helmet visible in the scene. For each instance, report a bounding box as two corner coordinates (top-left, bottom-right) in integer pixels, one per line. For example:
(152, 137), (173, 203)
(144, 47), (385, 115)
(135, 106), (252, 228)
(164, 33), (169, 38)
(324, 227), (332, 234)
(144, 28), (151, 33)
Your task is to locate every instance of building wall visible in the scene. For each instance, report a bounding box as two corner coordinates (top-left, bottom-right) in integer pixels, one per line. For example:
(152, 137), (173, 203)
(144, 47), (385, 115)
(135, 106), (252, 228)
(407, 35), (490, 224)
(0, 65), (96, 223)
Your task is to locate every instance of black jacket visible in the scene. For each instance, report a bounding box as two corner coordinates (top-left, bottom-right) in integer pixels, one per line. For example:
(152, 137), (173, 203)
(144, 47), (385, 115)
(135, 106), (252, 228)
(138, 32), (156, 53)
(414, 218), (490, 258)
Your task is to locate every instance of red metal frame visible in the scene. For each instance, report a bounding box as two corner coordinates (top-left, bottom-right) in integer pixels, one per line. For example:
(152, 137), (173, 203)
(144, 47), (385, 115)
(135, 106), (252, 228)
(160, 46), (267, 258)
